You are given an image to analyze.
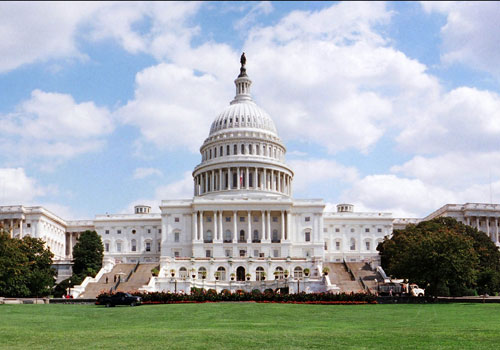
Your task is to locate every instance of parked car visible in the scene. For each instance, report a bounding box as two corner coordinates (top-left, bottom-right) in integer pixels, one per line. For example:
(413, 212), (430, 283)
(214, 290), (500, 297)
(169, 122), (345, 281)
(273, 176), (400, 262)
(97, 292), (142, 307)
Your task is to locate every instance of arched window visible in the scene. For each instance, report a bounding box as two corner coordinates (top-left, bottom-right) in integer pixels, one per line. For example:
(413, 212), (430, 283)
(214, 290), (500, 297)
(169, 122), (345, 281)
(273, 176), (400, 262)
(227, 145), (230, 155)
(239, 230), (245, 242)
(104, 241), (110, 252)
(174, 231), (180, 243)
(272, 229), (279, 242)
(179, 267), (188, 278)
(214, 147), (217, 158)
(116, 241), (122, 253)
(350, 238), (356, 251)
(274, 266), (284, 280)
(204, 230), (213, 243)
(305, 231), (311, 242)
(198, 267), (207, 279)
(365, 239), (372, 251)
(145, 240), (152, 252)
(256, 267), (265, 281)
(131, 239), (137, 252)
(253, 230), (259, 242)
(234, 144), (238, 155)
(241, 144), (245, 154)
(220, 146), (223, 156)
(249, 144), (253, 154)
(294, 266), (303, 278)
(216, 266), (226, 281)
(224, 230), (232, 243)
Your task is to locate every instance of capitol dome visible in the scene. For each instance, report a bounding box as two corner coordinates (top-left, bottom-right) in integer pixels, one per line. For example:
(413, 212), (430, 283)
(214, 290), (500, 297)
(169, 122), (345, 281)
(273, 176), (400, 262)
(193, 53), (293, 198)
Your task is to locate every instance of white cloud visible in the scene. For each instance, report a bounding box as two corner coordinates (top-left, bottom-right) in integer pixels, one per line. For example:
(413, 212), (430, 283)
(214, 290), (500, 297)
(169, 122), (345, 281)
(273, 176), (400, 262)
(422, 1), (500, 75)
(289, 159), (358, 192)
(0, 168), (45, 204)
(133, 167), (163, 180)
(118, 63), (229, 152)
(234, 2), (273, 31)
(0, 90), (113, 161)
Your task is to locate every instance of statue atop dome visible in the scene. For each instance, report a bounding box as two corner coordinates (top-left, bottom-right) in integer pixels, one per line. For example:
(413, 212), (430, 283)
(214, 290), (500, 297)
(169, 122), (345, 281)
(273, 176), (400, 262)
(238, 52), (247, 77)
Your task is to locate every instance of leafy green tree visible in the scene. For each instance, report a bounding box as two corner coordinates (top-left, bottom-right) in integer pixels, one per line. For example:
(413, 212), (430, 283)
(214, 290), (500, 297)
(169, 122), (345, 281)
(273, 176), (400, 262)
(0, 231), (55, 297)
(377, 217), (498, 296)
(71, 230), (104, 280)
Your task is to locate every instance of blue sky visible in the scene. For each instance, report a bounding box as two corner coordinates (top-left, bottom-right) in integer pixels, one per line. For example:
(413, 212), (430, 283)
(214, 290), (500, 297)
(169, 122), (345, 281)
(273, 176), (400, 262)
(1, 1), (500, 219)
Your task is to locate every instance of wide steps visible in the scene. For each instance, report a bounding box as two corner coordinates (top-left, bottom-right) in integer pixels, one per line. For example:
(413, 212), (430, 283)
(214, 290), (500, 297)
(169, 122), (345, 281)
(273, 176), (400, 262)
(346, 262), (380, 293)
(324, 263), (364, 294)
(116, 263), (157, 292)
(80, 263), (136, 298)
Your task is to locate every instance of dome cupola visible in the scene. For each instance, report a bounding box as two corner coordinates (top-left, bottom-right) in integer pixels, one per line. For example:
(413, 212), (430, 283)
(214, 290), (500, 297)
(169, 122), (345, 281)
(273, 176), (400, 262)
(193, 53), (293, 198)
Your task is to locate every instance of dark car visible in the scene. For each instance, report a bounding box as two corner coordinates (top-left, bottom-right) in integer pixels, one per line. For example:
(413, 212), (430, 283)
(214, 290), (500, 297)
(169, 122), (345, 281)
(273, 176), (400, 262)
(97, 292), (142, 307)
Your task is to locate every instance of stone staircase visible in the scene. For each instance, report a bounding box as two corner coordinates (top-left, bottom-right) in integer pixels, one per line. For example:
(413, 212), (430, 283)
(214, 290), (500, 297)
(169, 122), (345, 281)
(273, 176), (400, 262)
(346, 262), (381, 294)
(80, 263), (136, 298)
(325, 263), (364, 293)
(116, 263), (157, 293)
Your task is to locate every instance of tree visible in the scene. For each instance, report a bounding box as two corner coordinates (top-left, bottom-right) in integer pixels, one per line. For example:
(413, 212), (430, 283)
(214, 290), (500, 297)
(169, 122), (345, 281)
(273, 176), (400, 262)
(377, 217), (500, 296)
(0, 231), (55, 297)
(71, 230), (104, 281)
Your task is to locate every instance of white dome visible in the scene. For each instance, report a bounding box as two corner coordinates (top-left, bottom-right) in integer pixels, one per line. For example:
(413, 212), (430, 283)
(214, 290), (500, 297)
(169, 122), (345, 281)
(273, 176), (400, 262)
(209, 101), (278, 136)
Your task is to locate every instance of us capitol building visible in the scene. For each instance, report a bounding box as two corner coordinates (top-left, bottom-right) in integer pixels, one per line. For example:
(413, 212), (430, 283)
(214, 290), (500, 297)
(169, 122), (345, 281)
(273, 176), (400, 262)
(1, 55), (499, 295)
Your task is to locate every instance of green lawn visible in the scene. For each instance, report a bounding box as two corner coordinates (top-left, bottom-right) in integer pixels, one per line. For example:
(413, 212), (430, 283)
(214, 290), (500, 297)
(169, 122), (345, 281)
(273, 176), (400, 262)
(1, 303), (499, 350)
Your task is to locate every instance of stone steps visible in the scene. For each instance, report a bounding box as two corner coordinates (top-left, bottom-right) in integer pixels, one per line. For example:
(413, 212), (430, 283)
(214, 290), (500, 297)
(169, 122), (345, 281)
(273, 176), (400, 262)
(324, 263), (364, 293)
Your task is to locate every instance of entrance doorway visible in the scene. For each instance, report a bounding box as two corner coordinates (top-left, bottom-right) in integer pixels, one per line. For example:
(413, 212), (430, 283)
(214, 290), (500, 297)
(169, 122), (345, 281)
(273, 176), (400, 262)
(236, 266), (246, 281)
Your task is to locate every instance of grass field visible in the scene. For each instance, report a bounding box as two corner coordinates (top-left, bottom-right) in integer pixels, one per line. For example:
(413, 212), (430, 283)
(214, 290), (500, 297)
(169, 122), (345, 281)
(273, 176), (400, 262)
(1, 303), (500, 350)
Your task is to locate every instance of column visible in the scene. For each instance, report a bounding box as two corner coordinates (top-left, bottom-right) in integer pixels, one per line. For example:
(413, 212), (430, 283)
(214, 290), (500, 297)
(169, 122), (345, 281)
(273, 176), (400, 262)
(233, 211), (237, 243)
(271, 170), (275, 191)
(212, 170), (215, 192)
(476, 217), (480, 230)
(192, 212), (198, 242)
(466, 216), (470, 226)
(286, 211), (291, 241)
(254, 167), (258, 189)
(9, 220), (13, 238)
(495, 217), (499, 243)
(19, 219), (23, 239)
(200, 211), (204, 241)
(246, 167), (249, 189)
(219, 210), (223, 241)
(278, 173), (281, 193)
(247, 211), (251, 243)
(214, 211), (218, 242)
(263, 169), (267, 190)
(219, 169), (223, 191)
(193, 178), (197, 196)
(487, 216), (491, 238)
(319, 213), (324, 244)
(267, 211), (271, 241)
(69, 232), (73, 257)
(261, 211), (266, 242)
(280, 211), (285, 240)
(237, 168), (240, 189)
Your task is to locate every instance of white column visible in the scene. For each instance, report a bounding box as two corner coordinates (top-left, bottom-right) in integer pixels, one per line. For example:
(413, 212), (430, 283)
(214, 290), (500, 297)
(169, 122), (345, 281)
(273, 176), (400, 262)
(219, 169), (223, 191)
(319, 213), (324, 244)
(267, 211), (271, 241)
(200, 211), (204, 241)
(69, 232), (73, 257)
(466, 216), (470, 226)
(263, 169), (267, 190)
(246, 167), (249, 189)
(193, 178), (197, 196)
(233, 211), (237, 243)
(247, 211), (251, 243)
(19, 219), (23, 239)
(219, 210), (223, 241)
(476, 217), (480, 230)
(254, 167), (258, 189)
(212, 170), (215, 192)
(237, 168), (240, 189)
(214, 211), (218, 242)
(495, 217), (499, 243)
(280, 210), (285, 240)
(286, 211), (291, 241)
(192, 212), (198, 242)
(278, 173), (281, 193)
(9, 219), (13, 238)
(271, 170), (275, 191)
(487, 216), (491, 238)
(261, 211), (265, 242)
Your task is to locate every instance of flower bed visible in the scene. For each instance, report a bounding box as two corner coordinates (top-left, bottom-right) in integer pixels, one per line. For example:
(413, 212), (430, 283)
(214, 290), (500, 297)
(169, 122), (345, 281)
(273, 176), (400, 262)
(97, 289), (376, 305)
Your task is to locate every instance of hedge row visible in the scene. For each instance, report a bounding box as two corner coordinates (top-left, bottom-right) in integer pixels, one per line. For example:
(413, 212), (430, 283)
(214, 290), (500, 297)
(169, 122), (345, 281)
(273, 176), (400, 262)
(97, 288), (377, 304)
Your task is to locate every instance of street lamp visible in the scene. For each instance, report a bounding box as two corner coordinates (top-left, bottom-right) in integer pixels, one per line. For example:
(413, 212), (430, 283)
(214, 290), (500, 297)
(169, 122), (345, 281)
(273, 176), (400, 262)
(68, 279), (71, 298)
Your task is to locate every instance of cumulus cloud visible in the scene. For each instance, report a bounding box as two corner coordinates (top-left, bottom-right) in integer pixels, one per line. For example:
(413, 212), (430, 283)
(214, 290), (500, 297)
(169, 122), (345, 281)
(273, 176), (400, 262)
(289, 159), (358, 192)
(0, 168), (45, 204)
(422, 1), (500, 75)
(133, 167), (163, 180)
(0, 90), (113, 161)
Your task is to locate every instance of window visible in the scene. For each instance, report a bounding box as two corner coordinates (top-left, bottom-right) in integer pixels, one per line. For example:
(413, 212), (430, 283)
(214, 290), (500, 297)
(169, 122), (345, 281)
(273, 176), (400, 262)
(239, 230), (245, 242)
(105, 243), (109, 252)
(323, 228), (327, 233)
(365, 228), (370, 233)
(294, 266), (303, 278)
(234, 144), (237, 154)
(253, 249), (259, 257)
(116, 242), (122, 252)
(272, 216), (278, 222)
(350, 228), (355, 233)
(146, 242), (151, 252)
(273, 249), (279, 257)
(324, 242), (328, 250)
(253, 230), (259, 242)
(214, 148), (217, 158)
(365, 241), (371, 250)
(253, 216), (259, 222)
(336, 241), (340, 250)
(350, 238), (356, 251)
(240, 216), (245, 222)
(207, 217), (212, 222)
(216, 266), (226, 280)
(158, 241), (161, 252)
(241, 144), (245, 154)
(275, 266), (284, 279)
(305, 231), (311, 242)
(131, 240), (137, 252)
(105, 230), (109, 234)
(256, 267), (265, 281)
(305, 217), (310, 222)
(175, 217), (180, 223)
(227, 145), (230, 155)
(225, 249), (231, 257)
(377, 228), (382, 233)
(239, 250), (246, 257)
(198, 267), (207, 279)
(249, 145), (253, 154)
(174, 251), (180, 258)
(174, 232), (180, 243)
(205, 230), (213, 242)
(206, 250), (212, 258)
(147, 229), (151, 233)
(117, 230), (121, 234)
(132, 230), (136, 234)
(272, 229), (279, 242)
(159, 229), (162, 233)
(225, 217), (231, 222)
(224, 230), (232, 243)
(335, 228), (340, 233)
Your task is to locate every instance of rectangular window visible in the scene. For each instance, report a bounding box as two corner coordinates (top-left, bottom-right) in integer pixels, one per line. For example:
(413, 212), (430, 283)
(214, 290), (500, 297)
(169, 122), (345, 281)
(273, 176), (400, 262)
(273, 249), (279, 257)
(105, 243), (109, 252)
(324, 242), (328, 250)
(335, 228), (340, 233)
(147, 229), (151, 234)
(206, 250), (212, 258)
(377, 228), (382, 233)
(174, 251), (180, 258)
(240, 217), (245, 222)
(305, 217), (310, 222)
(132, 244), (136, 252)
(207, 217), (212, 222)
(146, 242), (151, 252)
(105, 230), (109, 234)
(225, 249), (231, 257)
(323, 228), (327, 232)
(366, 241), (371, 250)
(116, 243), (122, 252)
(159, 229), (162, 233)
(259, 253), (265, 258)
(336, 241), (340, 250)
(365, 228), (370, 233)
(305, 232), (311, 242)
(239, 250), (246, 257)
(272, 216), (278, 222)
(253, 250), (259, 257)
(117, 230), (121, 234)
(225, 217), (231, 222)
(158, 241), (161, 252)
(27, 223), (31, 228)
(253, 216), (259, 222)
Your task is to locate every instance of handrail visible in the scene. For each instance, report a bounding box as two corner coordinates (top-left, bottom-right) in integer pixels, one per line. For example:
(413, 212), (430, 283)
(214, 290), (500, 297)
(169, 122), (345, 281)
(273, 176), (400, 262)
(133, 261), (140, 273)
(359, 276), (370, 293)
(343, 259), (356, 281)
